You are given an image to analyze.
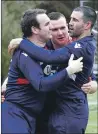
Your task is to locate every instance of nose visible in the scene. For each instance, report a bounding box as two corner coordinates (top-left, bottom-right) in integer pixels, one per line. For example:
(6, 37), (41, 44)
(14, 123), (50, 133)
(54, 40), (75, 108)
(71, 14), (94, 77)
(58, 29), (62, 35)
(69, 19), (73, 26)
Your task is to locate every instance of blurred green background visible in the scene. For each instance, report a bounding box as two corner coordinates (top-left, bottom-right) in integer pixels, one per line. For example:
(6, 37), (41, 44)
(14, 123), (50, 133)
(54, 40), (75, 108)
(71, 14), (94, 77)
(1, 1), (98, 133)
(86, 91), (97, 133)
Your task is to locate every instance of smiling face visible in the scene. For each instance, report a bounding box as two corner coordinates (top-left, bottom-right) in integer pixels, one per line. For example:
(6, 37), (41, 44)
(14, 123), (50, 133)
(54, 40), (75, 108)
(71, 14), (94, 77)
(50, 17), (70, 48)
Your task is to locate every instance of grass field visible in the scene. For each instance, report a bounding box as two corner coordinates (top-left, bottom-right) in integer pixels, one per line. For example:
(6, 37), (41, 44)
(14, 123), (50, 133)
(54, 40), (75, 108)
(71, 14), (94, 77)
(85, 91), (98, 133)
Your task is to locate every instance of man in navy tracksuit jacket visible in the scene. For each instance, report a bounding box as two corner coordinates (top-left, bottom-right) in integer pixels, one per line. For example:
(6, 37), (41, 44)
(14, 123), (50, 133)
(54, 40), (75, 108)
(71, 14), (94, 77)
(1, 9), (83, 134)
(17, 6), (97, 133)
(36, 36), (96, 134)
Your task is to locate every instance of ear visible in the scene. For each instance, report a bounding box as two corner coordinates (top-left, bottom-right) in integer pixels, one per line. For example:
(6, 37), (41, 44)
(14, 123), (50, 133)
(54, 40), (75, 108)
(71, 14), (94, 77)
(84, 21), (92, 30)
(31, 26), (39, 34)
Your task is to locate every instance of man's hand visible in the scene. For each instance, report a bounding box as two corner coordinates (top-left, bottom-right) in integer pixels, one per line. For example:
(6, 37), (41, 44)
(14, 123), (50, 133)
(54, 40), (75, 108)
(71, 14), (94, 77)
(1, 77), (8, 102)
(1, 94), (5, 103)
(66, 54), (83, 75)
(81, 80), (97, 94)
(8, 38), (23, 55)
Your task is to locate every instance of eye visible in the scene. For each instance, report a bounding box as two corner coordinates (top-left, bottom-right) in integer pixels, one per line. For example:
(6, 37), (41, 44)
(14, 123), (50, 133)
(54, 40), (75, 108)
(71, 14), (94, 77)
(51, 28), (58, 32)
(60, 26), (66, 30)
(73, 18), (79, 22)
(45, 22), (50, 26)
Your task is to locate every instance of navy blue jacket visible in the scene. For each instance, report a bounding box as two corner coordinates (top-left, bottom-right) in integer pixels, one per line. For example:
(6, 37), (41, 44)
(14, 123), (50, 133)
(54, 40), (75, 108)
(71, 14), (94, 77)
(19, 36), (96, 118)
(20, 36), (96, 88)
(5, 39), (69, 114)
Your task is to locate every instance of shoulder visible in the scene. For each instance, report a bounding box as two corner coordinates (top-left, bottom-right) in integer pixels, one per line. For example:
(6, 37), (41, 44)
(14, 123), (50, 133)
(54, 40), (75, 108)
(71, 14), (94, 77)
(12, 49), (29, 63)
(46, 40), (54, 50)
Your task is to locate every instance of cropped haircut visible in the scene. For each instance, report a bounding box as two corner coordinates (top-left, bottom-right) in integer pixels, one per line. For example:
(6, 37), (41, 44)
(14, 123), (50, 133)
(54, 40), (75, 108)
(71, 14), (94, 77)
(48, 12), (66, 20)
(21, 9), (46, 37)
(73, 6), (97, 29)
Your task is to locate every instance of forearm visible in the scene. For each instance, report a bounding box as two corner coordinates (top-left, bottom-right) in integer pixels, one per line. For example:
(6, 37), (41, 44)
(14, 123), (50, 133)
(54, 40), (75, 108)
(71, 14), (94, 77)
(39, 69), (69, 92)
(20, 39), (71, 64)
(24, 66), (69, 92)
(20, 56), (69, 92)
(20, 51), (83, 92)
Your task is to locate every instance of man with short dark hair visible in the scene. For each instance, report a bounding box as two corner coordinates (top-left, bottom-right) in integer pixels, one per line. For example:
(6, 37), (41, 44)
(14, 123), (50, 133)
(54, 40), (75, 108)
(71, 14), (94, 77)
(9, 6), (97, 133)
(1, 9), (83, 134)
(35, 11), (97, 134)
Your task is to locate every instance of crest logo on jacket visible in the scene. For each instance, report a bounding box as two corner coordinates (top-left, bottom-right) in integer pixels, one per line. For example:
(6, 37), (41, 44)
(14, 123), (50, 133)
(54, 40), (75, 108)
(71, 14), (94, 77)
(44, 65), (56, 75)
(74, 43), (82, 48)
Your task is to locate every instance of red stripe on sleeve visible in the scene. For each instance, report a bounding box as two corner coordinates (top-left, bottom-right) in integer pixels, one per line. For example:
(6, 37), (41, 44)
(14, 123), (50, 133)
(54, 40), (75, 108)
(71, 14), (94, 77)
(17, 78), (29, 84)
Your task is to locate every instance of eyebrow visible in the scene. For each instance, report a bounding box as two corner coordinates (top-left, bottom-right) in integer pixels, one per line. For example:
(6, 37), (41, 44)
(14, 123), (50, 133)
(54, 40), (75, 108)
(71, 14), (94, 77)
(51, 26), (66, 30)
(71, 16), (79, 21)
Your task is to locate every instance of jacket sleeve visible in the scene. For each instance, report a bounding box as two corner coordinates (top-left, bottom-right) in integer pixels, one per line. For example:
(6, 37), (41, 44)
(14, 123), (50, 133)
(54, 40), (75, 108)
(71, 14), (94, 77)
(90, 72), (96, 80)
(18, 52), (69, 92)
(19, 39), (71, 64)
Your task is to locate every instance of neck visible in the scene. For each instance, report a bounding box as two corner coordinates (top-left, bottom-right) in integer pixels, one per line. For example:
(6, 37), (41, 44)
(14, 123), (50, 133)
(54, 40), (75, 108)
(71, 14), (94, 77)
(77, 30), (91, 40)
(51, 40), (64, 49)
(27, 36), (46, 47)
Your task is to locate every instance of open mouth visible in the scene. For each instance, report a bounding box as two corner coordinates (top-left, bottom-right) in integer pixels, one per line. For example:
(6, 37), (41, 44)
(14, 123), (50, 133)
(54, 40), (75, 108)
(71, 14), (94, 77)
(57, 37), (65, 40)
(68, 29), (74, 33)
(69, 27), (74, 31)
